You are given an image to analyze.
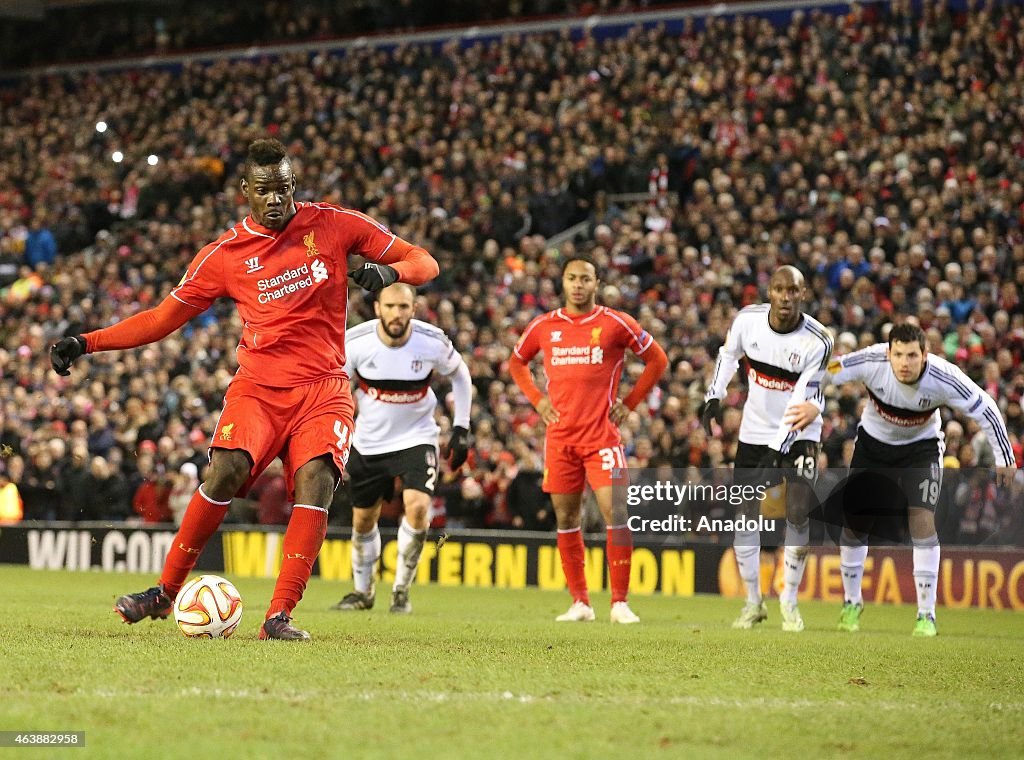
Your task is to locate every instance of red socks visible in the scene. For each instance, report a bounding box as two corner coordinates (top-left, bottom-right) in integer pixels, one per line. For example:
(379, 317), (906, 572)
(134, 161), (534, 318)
(159, 487), (230, 596)
(159, 488), (328, 618)
(557, 528), (590, 605)
(267, 505), (328, 617)
(606, 524), (633, 604)
(557, 526), (633, 604)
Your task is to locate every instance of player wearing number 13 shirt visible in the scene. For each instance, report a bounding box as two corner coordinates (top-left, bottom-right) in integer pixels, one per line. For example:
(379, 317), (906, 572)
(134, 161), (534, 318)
(48, 138), (438, 640)
(509, 256), (668, 624)
(702, 266), (833, 634)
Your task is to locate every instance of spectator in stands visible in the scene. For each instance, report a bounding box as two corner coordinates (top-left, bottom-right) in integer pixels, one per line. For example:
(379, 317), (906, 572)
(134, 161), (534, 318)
(0, 466), (23, 524)
(59, 443), (92, 521)
(131, 453), (173, 524)
(21, 448), (61, 521)
(248, 459), (291, 526)
(169, 462), (200, 526)
(78, 456), (131, 522)
(24, 212), (57, 269)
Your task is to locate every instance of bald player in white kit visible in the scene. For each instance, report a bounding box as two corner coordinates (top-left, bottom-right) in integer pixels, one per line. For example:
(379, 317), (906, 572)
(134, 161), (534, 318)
(332, 283), (472, 614)
(704, 266), (833, 632)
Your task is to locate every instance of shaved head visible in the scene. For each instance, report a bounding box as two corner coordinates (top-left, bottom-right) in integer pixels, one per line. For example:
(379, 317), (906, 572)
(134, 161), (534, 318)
(771, 265), (805, 288)
(378, 281), (417, 303)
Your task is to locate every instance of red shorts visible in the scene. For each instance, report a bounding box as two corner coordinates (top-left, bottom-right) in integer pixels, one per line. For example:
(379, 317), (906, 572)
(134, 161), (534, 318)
(210, 375), (355, 500)
(542, 438), (629, 494)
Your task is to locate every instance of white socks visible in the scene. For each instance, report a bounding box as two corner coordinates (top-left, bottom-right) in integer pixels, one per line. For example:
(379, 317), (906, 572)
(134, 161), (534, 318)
(780, 521), (810, 606)
(394, 518), (427, 592)
(734, 528), (761, 604)
(837, 534), (940, 615)
(840, 540), (868, 605)
(351, 526), (381, 594)
(913, 534), (940, 617)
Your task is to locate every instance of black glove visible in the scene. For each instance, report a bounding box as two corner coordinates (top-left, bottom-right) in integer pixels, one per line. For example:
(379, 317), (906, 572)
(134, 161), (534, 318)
(50, 336), (87, 376)
(700, 398), (723, 435)
(442, 426), (471, 469)
(350, 262), (398, 292)
(757, 448), (784, 488)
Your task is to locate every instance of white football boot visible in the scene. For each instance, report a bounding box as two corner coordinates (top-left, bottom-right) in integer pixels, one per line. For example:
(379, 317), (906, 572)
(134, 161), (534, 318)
(609, 601), (640, 624)
(780, 601), (805, 632)
(731, 600), (768, 629)
(556, 600), (596, 622)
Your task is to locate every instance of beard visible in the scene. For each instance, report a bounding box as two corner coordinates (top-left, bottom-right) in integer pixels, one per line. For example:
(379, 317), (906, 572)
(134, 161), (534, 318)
(384, 319), (408, 339)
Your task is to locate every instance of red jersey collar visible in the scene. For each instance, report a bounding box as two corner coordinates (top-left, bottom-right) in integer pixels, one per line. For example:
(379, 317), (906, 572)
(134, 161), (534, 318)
(242, 215), (280, 238)
(556, 306), (603, 323)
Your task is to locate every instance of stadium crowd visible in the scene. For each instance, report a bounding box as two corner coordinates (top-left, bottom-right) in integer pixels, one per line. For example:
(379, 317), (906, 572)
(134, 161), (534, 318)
(1, 0), (1022, 542)
(0, 0), (662, 71)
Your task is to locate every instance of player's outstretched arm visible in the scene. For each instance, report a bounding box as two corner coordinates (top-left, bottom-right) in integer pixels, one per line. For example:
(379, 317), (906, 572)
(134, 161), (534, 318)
(49, 296), (202, 376)
(350, 239), (437, 291)
(781, 343), (880, 443)
(941, 363), (1018, 480)
(612, 341), (669, 424)
(50, 336), (87, 376)
(819, 344), (884, 388)
(338, 206), (438, 290)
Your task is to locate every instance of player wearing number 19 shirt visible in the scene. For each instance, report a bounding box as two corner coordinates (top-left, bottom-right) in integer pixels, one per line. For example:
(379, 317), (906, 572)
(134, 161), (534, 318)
(509, 256), (668, 624)
(816, 323), (1015, 637)
(48, 138), (438, 641)
(702, 266), (833, 633)
(331, 283), (472, 615)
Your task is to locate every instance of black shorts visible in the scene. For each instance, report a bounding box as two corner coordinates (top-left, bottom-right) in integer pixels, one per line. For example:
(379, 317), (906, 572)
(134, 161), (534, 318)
(848, 428), (944, 511)
(347, 444), (439, 508)
(734, 440), (821, 488)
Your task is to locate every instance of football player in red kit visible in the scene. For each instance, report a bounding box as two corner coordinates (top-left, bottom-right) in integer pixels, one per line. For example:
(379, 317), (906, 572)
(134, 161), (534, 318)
(50, 138), (438, 640)
(509, 256), (668, 623)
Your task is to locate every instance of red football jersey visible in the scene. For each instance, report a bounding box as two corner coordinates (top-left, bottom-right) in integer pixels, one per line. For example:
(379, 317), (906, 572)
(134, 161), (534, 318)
(513, 305), (654, 446)
(171, 202), (396, 387)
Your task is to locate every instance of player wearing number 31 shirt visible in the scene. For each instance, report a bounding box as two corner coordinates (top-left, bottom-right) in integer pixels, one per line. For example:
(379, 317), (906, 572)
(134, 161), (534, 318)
(509, 256), (668, 624)
(49, 138), (438, 641)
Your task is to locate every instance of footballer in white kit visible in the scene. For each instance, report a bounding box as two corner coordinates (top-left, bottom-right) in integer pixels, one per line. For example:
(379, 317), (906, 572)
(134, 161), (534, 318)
(332, 283), (472, 614)
(703, 266), (833, 633)
(808, 323), (1016, 637)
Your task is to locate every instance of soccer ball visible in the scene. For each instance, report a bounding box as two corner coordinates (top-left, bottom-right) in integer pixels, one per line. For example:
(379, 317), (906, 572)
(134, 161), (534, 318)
(173, 575), (243, 639)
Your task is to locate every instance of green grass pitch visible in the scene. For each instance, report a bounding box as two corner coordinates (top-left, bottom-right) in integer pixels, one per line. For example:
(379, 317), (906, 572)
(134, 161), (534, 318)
(1, 565), (1022, 759)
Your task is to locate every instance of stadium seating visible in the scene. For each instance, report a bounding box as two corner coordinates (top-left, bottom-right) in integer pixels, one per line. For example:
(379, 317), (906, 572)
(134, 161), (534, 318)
(0, 0), (1021, 535)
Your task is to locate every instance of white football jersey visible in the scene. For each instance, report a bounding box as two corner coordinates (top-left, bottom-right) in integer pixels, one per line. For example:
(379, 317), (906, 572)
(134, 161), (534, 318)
(706, 305), (833, 450)
(826, 344), (1015, 466)
(345, 319), (465, 455)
